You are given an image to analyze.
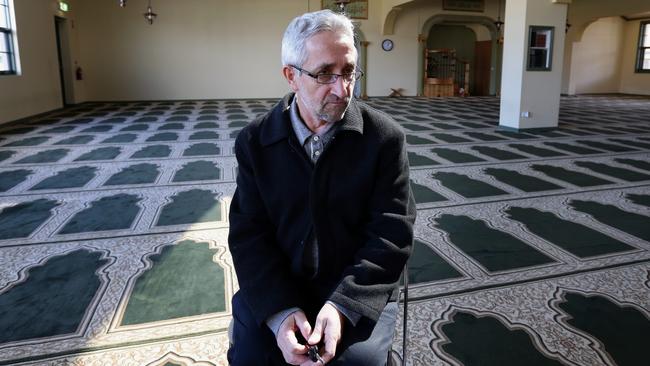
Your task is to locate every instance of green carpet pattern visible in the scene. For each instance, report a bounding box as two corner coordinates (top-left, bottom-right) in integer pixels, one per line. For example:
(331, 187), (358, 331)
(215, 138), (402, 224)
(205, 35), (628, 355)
(120, 240), (226, 326)
(0, 95), (649, 365)
(435, 311), (565, 365)
(554, 291), (650, 366)
(0, 249), (111, 343)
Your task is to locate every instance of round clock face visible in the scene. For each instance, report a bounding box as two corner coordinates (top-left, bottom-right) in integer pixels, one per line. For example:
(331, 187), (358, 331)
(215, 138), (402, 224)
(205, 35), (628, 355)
(382, 39), (393, 51)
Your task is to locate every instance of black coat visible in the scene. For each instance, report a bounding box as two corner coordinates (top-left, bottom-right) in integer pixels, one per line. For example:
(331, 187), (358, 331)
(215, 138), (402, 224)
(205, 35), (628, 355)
(228, 93), (416, 326)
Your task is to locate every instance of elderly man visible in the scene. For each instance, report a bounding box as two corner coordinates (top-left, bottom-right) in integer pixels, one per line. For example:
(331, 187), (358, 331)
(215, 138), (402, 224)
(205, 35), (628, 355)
(227, 9), (415, 366)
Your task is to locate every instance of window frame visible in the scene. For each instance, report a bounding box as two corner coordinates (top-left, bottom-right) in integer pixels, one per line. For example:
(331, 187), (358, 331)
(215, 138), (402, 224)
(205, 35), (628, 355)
(636, 20), (650, 73)
(526, 25), (554, 72)
(0, 0), (16, 75)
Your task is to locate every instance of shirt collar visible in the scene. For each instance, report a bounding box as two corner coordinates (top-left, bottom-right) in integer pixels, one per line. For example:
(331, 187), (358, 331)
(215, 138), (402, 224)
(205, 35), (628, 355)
(289, 96), (315, 146)
(289, 96), (340, 144)
(259, 93), (363, 147)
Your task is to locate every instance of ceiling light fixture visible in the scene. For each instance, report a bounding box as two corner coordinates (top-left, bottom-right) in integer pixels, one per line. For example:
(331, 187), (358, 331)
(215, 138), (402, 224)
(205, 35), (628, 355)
(143, 0), (157, 25)
(334, 0), (351, 15)
(494, 0), (504, 31)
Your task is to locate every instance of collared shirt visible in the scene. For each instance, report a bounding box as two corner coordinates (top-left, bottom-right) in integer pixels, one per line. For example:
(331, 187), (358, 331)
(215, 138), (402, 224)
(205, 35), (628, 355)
(289, 96), (339, 164)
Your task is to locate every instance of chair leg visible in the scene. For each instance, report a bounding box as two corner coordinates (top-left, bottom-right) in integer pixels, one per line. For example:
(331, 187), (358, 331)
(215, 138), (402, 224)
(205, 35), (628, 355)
(387, 349), (402, 366)
(387, 265), (409, 366)
(228, 318), (234, 348)
(402, 265), (409, 366)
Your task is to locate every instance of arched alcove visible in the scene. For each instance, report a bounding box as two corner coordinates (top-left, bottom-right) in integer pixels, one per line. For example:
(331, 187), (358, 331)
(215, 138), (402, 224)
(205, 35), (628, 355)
(418, 14), (500, 96)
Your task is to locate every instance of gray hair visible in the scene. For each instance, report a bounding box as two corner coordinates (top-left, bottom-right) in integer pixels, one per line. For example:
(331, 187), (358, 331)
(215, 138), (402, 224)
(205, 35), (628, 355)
(281, 9), (355, 67)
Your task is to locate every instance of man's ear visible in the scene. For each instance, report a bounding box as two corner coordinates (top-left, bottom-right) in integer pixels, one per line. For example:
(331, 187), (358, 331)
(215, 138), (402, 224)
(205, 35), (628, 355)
(282, 66), (299, 92)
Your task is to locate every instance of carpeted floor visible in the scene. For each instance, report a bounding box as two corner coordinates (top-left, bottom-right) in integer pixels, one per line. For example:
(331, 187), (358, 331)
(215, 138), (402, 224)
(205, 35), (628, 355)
(0, 95), (648, 365)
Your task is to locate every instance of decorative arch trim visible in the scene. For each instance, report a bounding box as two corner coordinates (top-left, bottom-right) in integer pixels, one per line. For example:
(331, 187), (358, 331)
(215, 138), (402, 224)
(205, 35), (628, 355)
(383, 7), (403, 35)
(353, 24), (369, 99)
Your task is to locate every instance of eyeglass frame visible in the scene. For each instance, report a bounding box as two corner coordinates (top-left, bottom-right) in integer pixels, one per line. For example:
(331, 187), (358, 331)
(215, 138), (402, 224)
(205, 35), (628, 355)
(289, 65), (364, 84)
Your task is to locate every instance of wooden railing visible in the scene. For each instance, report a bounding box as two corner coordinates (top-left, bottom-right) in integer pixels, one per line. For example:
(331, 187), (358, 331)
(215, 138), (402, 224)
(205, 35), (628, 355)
(424, 48), (470, 97)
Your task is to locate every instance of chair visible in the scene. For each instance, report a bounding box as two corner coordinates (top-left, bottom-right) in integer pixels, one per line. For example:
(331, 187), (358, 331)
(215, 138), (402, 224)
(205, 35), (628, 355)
(387, 265), (409, 366)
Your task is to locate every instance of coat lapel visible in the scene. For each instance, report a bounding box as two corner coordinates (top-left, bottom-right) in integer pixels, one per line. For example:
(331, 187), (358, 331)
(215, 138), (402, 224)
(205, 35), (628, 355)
(259, 94), (292, 147)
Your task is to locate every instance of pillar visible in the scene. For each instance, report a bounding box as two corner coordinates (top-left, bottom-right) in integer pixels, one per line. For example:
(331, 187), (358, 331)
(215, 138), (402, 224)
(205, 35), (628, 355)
(499, 0), (570, 131)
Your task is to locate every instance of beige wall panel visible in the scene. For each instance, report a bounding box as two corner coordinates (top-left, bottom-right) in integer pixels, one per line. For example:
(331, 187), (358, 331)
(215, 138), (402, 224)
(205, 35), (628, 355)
(619, 19), (650, 95)
(75, 0), (306, 101)
(562, 0), (650, 94)
(573, 17), (624, 94)
(366, 2), (423, 97)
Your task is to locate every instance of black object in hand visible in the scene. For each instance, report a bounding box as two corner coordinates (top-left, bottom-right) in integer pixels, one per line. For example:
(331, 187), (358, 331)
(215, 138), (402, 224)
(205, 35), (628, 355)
(296, 332), (325, 363)
(308, 344), (324, 363)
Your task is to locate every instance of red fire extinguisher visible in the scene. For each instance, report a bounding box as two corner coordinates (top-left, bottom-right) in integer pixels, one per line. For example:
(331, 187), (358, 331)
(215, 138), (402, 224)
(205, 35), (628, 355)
(75, 66), (83, 81)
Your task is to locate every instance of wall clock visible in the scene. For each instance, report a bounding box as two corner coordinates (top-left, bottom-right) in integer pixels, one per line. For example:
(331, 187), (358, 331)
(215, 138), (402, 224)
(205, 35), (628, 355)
(382, 39), (394, 51)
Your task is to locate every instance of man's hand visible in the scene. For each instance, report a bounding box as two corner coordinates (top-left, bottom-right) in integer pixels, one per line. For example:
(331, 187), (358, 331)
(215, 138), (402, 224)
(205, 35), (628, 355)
(277, 310), (312, 365)
(306, 303), (345, 364)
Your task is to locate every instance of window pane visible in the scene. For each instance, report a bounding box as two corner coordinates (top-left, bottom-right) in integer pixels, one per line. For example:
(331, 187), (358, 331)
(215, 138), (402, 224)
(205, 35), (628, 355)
(529, 49), (548, 68)
(0, 32), (9, 53)
(0, 5), (8, 29)
(0, 52), (10, 72)
(0, 33), (7, 53)
(644, 49), (650, 70)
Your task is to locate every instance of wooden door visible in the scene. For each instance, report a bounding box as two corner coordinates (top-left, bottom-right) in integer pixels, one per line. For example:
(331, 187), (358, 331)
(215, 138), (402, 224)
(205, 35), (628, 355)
(473, 41), (492, 96)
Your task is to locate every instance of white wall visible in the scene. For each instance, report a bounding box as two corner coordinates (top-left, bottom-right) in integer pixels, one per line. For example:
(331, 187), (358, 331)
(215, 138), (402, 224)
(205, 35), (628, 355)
(572, 17), (625, 94)
(0, 0), (70, 124)
(561, 0), (650, 94)
(366, 1), (423, 97)
(73, 0), (427, 100)
(74, 0), (309, 101)
(619, 19), (650, 95)
(72, 0), (506, 100)
(73, 0), (502, 100)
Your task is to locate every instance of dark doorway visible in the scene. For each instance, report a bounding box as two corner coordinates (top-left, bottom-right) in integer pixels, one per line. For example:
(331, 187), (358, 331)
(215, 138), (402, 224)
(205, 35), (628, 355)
(54, 16), (73, 106)
(474, 40), (492, 96)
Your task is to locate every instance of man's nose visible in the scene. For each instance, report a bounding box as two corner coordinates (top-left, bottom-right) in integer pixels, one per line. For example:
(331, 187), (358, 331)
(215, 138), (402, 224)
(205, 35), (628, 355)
(330, 75), (351, 97)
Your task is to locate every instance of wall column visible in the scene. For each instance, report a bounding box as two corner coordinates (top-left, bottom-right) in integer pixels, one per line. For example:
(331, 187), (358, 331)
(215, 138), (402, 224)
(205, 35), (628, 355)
(360, 41), (369, 99)
(499, 0), (569, 130)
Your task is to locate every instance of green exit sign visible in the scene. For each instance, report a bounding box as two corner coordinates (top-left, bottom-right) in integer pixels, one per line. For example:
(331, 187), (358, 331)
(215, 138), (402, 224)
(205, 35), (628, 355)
(59, 1), (69, 12)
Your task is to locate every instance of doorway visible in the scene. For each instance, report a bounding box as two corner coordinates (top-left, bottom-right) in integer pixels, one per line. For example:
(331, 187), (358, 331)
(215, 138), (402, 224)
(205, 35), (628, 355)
(474, 40), (492, 96)
(54, 16), (74, 106)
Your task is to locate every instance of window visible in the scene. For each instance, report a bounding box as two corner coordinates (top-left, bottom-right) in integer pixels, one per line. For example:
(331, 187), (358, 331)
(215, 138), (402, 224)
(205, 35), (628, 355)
(527, 26), (554, 71)
(0, 0), (16, 75)
(637, 20), (650, 73)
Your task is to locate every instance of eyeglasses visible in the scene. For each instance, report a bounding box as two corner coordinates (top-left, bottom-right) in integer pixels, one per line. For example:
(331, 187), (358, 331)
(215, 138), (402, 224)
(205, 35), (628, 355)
(290, 65), (364, 84)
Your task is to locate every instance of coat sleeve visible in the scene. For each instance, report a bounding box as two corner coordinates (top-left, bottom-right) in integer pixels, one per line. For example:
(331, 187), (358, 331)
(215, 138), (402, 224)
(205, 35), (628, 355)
(228, 128), (302, 325)
(328, 123), (416, 323)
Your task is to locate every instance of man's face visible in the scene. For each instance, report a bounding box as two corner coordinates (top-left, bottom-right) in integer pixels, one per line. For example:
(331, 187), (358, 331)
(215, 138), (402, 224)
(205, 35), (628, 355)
(285, 31), (357, 127)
